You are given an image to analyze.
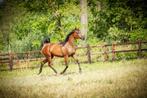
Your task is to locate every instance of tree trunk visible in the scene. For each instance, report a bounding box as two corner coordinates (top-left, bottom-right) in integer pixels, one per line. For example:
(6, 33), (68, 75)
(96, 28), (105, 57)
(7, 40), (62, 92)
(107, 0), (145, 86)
(80, 0), (88, 40)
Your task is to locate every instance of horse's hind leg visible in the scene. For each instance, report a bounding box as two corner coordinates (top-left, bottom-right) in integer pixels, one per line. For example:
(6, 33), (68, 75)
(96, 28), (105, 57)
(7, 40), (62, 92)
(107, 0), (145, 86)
(38, 58), (47, 75)
(48, 56), (57, 74)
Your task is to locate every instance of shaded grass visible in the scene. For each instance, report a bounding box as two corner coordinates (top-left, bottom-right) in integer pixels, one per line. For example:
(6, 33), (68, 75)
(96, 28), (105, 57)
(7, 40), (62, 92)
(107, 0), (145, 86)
(0, 59), (147, 98)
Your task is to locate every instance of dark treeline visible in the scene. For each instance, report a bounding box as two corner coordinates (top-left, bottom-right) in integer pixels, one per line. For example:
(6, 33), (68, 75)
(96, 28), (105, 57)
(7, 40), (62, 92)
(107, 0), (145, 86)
(0, 0), (147, 52)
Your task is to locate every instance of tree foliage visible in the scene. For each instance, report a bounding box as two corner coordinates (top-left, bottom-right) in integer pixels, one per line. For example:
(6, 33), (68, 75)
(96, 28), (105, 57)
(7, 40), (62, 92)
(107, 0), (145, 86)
(0, 0), (146, 52)
(88, 0), (147, 43)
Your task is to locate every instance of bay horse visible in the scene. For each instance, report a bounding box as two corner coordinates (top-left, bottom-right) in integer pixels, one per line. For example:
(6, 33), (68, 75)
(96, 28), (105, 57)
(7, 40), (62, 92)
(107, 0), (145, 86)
(38, 28), (85, 75)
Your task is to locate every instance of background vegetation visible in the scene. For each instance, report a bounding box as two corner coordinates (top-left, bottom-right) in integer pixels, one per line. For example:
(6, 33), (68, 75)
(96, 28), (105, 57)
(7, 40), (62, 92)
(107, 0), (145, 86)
(0, 0), (147, 52)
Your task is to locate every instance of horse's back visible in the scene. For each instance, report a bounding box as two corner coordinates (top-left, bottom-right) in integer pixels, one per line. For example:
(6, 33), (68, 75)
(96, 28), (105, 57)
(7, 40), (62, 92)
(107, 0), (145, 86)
(41, 43), (68, 57)
(50, 43), (68, 57)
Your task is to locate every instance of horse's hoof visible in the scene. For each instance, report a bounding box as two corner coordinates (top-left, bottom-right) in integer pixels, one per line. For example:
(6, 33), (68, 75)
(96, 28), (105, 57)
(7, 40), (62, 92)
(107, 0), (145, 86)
(79, 70), (82, 73)
(60, 72), (63, 75)
(55, 73), (59, 76)
(37, 73), (41, 75)
(60, 72), (64, 75)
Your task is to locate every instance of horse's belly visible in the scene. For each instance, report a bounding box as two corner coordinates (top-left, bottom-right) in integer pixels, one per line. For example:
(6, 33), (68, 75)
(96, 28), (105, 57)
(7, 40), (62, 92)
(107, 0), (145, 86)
(51, 49), (64, 57)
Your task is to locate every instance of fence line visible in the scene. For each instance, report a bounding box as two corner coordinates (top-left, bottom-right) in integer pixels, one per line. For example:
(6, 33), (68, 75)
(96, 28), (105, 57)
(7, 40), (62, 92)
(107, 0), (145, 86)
(0, 41), (147, 70)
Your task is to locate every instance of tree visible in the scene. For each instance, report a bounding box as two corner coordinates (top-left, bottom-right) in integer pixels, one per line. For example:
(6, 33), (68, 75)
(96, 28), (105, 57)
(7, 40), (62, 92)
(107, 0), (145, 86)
(80, 0), (88, 41)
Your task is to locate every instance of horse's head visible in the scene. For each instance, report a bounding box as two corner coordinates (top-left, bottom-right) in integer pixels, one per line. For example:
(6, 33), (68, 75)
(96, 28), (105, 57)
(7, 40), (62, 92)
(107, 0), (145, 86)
(72, 28), (85, 40)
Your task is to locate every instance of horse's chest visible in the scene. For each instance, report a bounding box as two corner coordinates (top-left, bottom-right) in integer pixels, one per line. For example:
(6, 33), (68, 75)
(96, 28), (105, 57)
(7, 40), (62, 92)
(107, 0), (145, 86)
(66, 45), (76, 55)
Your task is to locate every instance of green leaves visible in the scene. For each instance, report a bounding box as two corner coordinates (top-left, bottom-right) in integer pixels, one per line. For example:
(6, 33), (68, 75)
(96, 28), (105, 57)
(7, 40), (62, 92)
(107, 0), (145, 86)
(130, 29), (147, 41)
(89, 0), (147, 43)
(24, 0), (49, 12)
(1, 0), (147, 52)
(7, 0), (81, 52)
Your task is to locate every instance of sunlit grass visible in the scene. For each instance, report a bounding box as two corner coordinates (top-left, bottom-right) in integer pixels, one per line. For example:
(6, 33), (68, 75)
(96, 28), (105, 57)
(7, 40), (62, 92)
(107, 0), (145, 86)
(0, 59), (147, 98)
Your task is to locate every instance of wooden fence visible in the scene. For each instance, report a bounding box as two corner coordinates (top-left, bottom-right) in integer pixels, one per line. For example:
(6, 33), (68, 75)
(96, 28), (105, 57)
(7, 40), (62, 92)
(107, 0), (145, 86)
(0, 41), (147, 70)
(0, 53), (13, 70)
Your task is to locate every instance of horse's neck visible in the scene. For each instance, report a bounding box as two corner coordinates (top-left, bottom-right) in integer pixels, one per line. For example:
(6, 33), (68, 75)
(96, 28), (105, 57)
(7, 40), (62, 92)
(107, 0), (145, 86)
(64, 35), (76, 50)
(64, 36), (76, 55)
(66, 35), (75, 47)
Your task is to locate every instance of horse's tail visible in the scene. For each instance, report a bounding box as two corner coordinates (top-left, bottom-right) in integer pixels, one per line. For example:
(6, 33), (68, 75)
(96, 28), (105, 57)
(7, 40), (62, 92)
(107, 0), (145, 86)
(41, 36), (50, 48)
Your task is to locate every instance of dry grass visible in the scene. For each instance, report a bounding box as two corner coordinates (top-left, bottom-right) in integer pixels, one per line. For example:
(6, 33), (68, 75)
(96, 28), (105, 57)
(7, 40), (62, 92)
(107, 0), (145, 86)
(0, 59), (147, 98)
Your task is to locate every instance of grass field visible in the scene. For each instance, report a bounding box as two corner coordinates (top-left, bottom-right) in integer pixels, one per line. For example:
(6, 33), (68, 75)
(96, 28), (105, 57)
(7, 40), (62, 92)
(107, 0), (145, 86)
(0, 59), (147, 98)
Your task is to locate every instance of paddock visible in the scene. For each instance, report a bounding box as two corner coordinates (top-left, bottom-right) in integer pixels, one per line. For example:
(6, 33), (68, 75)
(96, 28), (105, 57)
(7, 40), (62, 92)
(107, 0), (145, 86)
(0, 59), (147, 98)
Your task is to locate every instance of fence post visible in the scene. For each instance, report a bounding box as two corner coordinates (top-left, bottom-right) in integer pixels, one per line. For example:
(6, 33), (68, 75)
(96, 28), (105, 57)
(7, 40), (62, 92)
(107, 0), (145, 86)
(15, 53), (19, 65)
(86, 44), (92, 64)
(9, 53), (13, 71)
(137, 40), (142, 58)
(26, 51), (31, 59)
(112, 43), (115, 61)
(103, 45), (109, 61)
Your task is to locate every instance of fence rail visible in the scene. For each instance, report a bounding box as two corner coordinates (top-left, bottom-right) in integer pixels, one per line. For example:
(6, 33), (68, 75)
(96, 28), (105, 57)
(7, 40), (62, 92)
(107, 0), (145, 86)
(0, 41), (147, 71)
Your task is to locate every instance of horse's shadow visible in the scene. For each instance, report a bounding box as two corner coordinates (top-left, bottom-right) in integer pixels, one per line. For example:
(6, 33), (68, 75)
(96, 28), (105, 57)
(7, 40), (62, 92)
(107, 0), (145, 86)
(38, 71), (80, 77)
(60, 71), (78, 76)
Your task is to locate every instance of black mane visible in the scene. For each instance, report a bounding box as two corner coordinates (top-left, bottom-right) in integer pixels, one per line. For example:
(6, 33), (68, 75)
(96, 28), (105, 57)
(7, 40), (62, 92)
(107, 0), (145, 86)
(64, 30), (75, 42)
(59, 30), (74, 45)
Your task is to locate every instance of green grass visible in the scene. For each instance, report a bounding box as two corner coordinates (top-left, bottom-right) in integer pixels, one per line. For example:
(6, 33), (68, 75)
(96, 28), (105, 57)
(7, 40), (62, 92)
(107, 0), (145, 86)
(0, 59), (147, 98)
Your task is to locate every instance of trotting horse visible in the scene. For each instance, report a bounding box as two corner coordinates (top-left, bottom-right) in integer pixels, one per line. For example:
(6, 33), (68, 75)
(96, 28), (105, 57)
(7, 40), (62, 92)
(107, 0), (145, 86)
(38, 28), (85, 75)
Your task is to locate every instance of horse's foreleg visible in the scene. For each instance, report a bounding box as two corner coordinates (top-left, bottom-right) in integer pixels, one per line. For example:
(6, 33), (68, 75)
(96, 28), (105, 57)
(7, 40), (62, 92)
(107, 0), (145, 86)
(48, 57), (57, 74)
(60, 55), (68, 74)
(38, 59), (47, 75)
(72, 55), (82, 73)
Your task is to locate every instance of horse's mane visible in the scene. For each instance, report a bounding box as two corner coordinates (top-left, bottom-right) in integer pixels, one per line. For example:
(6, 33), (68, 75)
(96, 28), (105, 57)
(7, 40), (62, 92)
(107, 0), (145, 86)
(64, 30), (74, 43)
(59, 31), (74, 45)
(59, 29), (79, 45)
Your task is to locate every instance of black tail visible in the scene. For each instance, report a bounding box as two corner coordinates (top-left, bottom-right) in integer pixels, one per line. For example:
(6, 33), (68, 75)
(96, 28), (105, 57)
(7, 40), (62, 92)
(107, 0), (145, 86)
(41, 36), (50, 48)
